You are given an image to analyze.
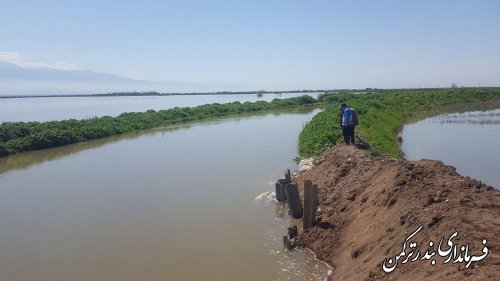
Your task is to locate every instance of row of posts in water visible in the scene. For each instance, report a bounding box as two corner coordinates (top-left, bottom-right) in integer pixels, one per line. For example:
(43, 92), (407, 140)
(276, 169), (318, 250)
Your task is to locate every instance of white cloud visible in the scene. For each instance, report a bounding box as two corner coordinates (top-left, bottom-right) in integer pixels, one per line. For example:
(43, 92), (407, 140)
(0, 51), (80, 70)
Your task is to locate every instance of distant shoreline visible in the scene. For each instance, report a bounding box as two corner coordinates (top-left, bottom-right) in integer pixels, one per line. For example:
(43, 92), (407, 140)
(0, 90), (324, 99)
(2, 86), (499, 99)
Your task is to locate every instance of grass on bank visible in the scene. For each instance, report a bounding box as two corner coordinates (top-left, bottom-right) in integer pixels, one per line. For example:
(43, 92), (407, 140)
(0, 95), (317, 157)
(298, 88), (500, 158)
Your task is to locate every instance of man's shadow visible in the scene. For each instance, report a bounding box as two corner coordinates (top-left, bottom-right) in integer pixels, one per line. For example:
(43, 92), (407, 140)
(354, 136), (370, 150)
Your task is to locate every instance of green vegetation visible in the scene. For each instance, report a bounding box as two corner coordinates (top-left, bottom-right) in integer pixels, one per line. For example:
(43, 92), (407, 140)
(3, 88), (499, 159)
(298, 88), (500, 158)
(0, 95), (317, 157)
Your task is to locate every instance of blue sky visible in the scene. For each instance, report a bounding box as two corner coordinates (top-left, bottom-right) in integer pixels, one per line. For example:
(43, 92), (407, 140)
(1, 0), (499, 90)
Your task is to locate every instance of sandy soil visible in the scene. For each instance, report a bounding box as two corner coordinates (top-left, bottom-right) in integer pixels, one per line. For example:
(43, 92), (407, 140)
(292, 145), (499, 281)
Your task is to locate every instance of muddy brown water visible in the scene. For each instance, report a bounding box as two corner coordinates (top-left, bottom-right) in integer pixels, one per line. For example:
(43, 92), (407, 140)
(0, 108), (330, 281)
(401, 109), (500, 188)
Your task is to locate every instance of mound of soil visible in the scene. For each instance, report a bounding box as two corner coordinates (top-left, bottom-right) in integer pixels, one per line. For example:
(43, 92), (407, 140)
(293, 145), (499, 280)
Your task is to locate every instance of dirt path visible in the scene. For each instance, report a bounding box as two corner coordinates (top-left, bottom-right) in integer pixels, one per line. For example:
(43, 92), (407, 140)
(293, 146), (499, 280)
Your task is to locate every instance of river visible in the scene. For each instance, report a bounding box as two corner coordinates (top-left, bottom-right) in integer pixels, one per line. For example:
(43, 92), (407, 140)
(0, 92), (321, 122)
(401, 109), (500, 188)
(0, 108), (330, 281)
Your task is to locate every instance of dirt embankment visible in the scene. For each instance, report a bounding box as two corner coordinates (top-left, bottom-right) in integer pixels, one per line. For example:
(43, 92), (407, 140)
(293, 146), (499, 281)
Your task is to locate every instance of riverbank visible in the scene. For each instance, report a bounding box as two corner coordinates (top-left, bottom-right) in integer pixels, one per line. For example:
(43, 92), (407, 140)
(292, 145), (499, 280)
(298, 87), (500, 158)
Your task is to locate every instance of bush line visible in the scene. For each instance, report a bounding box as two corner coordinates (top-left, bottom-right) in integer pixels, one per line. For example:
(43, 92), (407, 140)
(0, 95), (317, 157)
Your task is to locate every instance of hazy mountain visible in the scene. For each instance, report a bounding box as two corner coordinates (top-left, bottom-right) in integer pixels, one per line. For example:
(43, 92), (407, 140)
(0, 62), (247, 96)
(0, 62), (140, 83)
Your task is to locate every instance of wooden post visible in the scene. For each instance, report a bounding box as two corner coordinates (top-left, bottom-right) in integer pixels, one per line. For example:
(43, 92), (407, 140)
(275, 180), (287, 202)
(285, 183), (303, 219)
(284, 169), (291, 184)
(303, 180), (318, 230)
(288, 225), (298, 239)
(283, 235), (293, 250)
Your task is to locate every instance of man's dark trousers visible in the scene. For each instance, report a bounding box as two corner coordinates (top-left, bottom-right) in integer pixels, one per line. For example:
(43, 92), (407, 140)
(342, 125), (355, 145)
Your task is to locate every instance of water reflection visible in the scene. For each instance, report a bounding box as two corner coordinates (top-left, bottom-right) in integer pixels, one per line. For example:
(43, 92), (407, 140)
(0, 124), (191, 175)
(431, 111), (500, 125)
(0, 107), (329, 281)
(402, 109), (500, 188)
(0, 107), (317, 176)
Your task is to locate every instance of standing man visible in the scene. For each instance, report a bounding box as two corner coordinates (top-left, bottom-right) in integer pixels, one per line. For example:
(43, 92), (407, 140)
(339, 103), (356, 145)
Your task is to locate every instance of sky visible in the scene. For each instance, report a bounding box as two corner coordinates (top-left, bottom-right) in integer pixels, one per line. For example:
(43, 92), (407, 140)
(1, 0), (500, 90)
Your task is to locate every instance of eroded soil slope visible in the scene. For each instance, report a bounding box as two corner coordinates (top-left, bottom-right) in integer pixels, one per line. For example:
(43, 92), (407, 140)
(293, 146), (499, 281)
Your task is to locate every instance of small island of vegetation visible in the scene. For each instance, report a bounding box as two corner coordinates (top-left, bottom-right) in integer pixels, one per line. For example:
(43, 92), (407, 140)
(0, 95), (317, 157)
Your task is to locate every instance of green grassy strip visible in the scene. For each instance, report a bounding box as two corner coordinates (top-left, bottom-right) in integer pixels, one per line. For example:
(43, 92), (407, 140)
(0, 95), (318, 157)
(298, 88), (500, 158)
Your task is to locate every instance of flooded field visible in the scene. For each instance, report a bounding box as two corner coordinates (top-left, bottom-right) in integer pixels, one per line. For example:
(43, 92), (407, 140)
(0, 108), (330, 281)
(0, 92), (321, 122)
(401, 109), (500, 188)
